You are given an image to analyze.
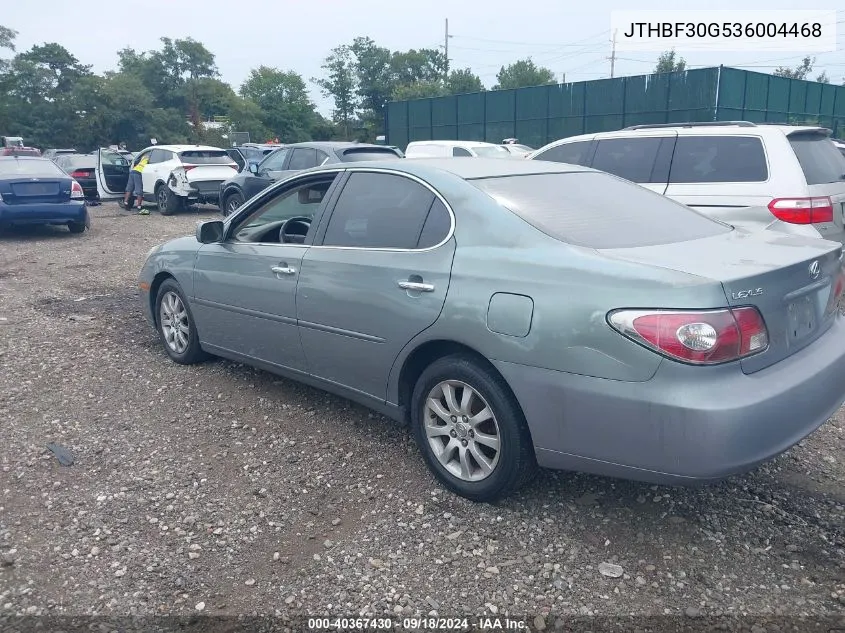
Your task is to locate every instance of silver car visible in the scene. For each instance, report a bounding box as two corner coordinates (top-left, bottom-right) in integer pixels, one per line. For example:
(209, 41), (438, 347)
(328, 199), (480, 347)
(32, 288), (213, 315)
(139, 158), (845, 502)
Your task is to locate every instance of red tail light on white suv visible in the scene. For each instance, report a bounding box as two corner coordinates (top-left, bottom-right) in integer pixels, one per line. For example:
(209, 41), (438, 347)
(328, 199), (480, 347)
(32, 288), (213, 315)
(767, 197), (834, 224)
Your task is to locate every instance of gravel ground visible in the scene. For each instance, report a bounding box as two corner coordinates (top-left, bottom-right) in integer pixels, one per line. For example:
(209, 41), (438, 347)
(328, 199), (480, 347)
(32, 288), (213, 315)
(0, 202), (844, 632)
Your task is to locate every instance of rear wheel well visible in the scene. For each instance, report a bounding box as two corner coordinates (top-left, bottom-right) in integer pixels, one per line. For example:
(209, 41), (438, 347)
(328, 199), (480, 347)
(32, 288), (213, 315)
(148, 272), (175, 325)
(397, 340), (515, 422)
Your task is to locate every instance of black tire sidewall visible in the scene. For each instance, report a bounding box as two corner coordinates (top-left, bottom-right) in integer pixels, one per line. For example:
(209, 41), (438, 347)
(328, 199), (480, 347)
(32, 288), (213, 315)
(225, 193), (243, 215)
(411, 356), (531, 502)
(154, 280), (204, 364)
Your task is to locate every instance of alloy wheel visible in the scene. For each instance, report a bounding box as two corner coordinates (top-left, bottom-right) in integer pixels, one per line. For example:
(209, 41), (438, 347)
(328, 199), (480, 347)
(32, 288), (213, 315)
(423, 380), (501, 481)
(159, 291), (190, 354)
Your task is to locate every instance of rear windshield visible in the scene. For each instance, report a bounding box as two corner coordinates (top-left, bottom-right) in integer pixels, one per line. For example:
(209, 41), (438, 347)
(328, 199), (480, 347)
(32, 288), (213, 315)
(178, 150), (234, 165)
(0, 158), (66, 178)
(339, 148), (402, 162)
(65, 156), (96, 169)
(470, 171), (731, 249)
(472, 145), (511, 158)
(788, 133), (845, 185)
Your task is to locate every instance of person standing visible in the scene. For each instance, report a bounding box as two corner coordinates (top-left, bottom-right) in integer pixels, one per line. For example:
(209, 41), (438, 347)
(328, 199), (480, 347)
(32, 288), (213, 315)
(121, 153), (149, 215)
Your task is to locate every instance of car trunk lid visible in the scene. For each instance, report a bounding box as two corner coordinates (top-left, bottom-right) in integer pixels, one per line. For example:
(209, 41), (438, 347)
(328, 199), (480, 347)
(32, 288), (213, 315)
(599, 229), (843, 374)
(4, 178), (70, 204)
(177, 150), (239, 184)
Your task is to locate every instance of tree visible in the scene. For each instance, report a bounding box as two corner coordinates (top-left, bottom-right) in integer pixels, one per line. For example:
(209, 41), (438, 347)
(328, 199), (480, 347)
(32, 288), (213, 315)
(493, 59), (555, 90)
(446, 68), (484, 94)
(314, 45), (358, 139)
(654, 50), (686, 73)
(241, 66), (318, 142)
(773, 56), (814, 80)
(390, 48), (448, 86)
(816, 71), (830, 84)
(0, 25), (16, 51)
(392, 80), (446, 101)
(350, 37), (393, 128)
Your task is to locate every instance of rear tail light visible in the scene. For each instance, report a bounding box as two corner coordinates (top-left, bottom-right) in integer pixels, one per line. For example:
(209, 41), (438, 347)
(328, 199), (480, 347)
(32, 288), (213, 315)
(608, 307), (769, 365)
(70, 170), (91, 178)
(70, 180), (84, 199)
(182, 165), (197, 172)
(768, 197), (833, 224)
(826, 255), (845, 314)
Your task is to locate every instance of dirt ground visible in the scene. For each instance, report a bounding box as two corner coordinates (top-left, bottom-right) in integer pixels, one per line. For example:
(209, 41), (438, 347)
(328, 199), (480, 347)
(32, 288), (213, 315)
(0, 202), (843, 632)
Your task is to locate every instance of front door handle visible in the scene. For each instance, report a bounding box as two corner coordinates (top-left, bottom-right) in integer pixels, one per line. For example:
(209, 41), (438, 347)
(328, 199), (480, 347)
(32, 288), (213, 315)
(398, 280), (434, 292)
(271, 265), (296, 275)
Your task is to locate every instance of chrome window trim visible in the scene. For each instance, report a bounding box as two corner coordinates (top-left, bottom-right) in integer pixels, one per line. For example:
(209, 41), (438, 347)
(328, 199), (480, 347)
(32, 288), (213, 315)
(229, 166), (456, 253)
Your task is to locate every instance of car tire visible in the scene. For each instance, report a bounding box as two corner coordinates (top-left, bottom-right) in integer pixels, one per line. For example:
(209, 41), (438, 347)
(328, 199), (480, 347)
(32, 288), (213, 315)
(154, 279), (208, 365)
(223, 192), (243, 216)
(68, 221), (86, 234)
(410, 354), (537, 502)
(156, 184), (183, 216)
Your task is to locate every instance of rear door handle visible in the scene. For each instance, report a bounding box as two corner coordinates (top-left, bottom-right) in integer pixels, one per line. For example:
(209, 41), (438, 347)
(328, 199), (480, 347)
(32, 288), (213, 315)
(271, 265), (296, 275)
(398, 281), (434, 292)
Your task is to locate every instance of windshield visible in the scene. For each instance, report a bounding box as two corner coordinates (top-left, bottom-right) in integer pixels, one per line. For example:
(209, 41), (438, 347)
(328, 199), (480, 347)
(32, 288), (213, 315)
(472, 145), (511, 158)
(788, 133), (845, 185)
(470, 171), (731, 249)
(0, 158), (66, 178)
(179, 150), (235, 165)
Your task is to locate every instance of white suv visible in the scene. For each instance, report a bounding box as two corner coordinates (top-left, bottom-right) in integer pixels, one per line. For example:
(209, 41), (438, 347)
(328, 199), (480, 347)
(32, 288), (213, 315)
(132, 144), (238, 215)
(405, 140), (513, 159)
(528, 122), (845, 243)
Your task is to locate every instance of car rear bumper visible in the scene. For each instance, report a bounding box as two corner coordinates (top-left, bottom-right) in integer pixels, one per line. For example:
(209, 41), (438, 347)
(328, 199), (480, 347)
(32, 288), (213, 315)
(0, 201), (88, 225)
(494, 315), (845, 484)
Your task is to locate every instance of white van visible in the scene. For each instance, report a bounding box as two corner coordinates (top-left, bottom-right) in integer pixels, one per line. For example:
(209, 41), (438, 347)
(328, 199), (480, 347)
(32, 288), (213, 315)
(405, 140), (513, 159)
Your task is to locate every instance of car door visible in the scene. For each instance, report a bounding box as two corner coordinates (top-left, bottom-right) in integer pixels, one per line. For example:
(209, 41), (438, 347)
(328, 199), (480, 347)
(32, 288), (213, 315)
(250, 147), (290, 196)
(141, 148), (173, 195)
(296, 170), (456, 400)
(226, 148), (246, 172)
(191, 171), (343, 371)
(95, 148), (132, 198)
(587, 134), (676, 195)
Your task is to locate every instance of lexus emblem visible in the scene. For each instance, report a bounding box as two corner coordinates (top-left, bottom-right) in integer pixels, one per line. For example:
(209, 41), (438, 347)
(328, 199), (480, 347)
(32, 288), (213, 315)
(809, 260), (821, 279)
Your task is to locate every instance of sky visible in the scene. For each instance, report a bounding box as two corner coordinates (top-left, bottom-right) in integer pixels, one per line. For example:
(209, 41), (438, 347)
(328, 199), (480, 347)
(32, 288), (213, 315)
(2, 0), (845, 116)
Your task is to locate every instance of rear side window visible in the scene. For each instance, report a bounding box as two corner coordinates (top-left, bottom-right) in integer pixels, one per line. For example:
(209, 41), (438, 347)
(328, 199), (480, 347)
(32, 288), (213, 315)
(453, 147), (472, 157)
(534, 141), (592, 166)
(591, 138), (664, 183)
(179, 150), (234, 165)
(417, 199), (452, 248)
(340, 148), (402, 162)
(669, 136), (768, 183)
(289, 148), (318, 170)
(788, 133), (845, 185)
(470, 172), (731, 249)
(322, 172), (436, 249)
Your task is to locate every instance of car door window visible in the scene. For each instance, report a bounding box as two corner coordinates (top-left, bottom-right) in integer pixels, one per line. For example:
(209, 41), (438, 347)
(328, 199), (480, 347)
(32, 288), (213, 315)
(288, 148), (318, 170)
(148, 149), (169, 164)
(316, 150), (331, 166)
(534, 141), (592, 166)
(453, 147), (472, 157)
(322, 172), (437, 249)
(231, 175), (337, 243)
(416, 199), (452, 248)
(591, 138), (663, 183)
(669, 136), (768, 183)
(258, 148), (289, 173)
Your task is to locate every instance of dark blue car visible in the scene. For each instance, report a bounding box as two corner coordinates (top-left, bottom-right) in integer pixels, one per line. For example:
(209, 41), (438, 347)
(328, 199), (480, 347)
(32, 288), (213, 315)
(0, 156), (90, 233)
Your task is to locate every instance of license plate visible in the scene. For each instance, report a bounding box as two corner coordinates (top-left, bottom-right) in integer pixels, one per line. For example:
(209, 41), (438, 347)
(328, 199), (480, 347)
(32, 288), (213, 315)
(16, 183), (51, 195)
(787, 295), (816, 341)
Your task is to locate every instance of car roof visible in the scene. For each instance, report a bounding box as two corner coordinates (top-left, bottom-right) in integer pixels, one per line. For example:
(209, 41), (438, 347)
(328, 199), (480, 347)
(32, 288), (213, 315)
(141, 144), (225, 152)
(407, 140), (503, 148)
(311, 157), (589, 179)
(284, 141), (391, 150)
(0, 155), (51, 162)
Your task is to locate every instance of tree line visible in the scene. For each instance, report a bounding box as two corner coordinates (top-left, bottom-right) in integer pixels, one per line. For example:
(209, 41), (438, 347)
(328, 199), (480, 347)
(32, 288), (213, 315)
(0, 23), (839, 152)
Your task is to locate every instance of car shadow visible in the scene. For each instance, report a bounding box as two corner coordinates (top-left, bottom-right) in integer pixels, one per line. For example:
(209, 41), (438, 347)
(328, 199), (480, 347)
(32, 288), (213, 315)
(0, 224), (80, 241)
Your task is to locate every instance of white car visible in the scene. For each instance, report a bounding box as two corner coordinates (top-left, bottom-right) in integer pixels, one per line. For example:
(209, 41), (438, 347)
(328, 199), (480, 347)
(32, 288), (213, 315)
(528, 122), (845, 244)
(404, 140), (513, 159)
(833, 138), (845, 158)
(93, 144), (238, 214)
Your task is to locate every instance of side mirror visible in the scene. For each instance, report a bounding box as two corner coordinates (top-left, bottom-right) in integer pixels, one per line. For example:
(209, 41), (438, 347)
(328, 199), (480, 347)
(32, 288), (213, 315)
(249, 163), (258, 174)
(196, 220), (224, 244)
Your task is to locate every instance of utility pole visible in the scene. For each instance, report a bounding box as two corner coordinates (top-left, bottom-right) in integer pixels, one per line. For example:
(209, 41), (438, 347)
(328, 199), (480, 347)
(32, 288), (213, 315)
(608, 29), (617, 78)
(444, 18), (450, 78)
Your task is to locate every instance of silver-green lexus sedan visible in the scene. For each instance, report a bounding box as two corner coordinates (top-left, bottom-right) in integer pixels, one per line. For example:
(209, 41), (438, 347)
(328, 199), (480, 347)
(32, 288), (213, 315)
(138, 158), (845, 502)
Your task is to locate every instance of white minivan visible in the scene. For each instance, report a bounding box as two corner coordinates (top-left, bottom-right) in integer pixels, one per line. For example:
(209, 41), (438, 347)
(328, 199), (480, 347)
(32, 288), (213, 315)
(405, 140), (513, 159)
(529, 122), (845, 243)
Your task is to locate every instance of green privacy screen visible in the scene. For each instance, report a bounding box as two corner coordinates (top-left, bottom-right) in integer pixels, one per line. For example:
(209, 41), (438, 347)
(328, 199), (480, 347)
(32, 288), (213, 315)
(385, 67), (845, 150)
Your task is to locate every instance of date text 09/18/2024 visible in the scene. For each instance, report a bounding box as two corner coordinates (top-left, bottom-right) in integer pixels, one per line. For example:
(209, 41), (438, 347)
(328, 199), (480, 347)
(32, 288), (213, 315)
(307, 617), (528, 630)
